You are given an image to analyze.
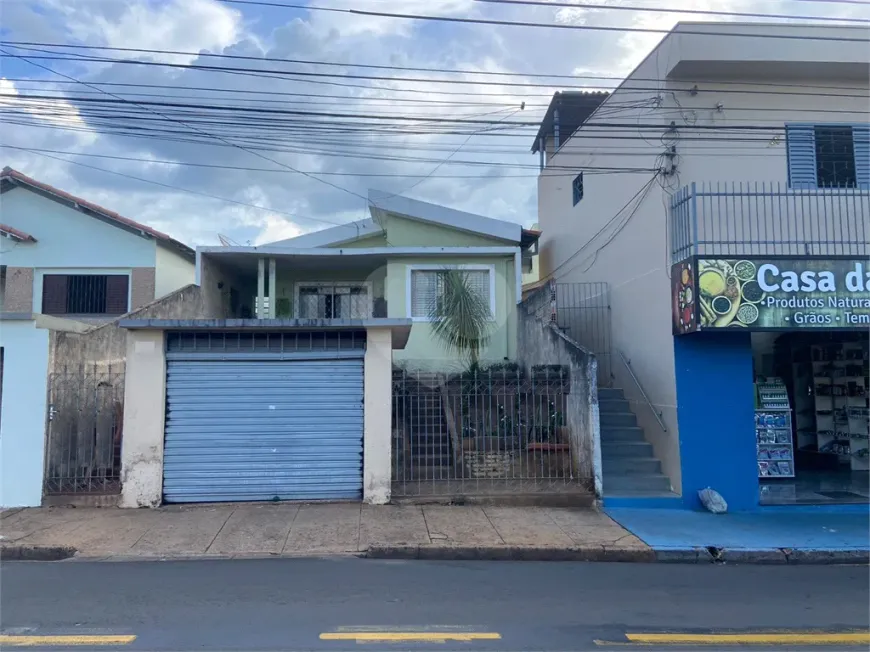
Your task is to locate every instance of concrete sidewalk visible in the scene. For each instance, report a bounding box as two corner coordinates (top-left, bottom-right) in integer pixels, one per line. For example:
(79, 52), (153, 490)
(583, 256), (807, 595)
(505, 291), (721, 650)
(1, 504), (651, 562)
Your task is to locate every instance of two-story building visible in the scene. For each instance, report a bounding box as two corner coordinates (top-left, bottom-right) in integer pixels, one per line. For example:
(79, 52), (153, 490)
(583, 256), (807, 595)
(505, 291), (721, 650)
(534, 23), (869, 511)
(0, 167), (195, 507)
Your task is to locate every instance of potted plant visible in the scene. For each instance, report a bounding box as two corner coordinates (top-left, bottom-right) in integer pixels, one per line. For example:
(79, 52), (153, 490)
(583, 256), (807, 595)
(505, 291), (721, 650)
(528, 400), (569, 452)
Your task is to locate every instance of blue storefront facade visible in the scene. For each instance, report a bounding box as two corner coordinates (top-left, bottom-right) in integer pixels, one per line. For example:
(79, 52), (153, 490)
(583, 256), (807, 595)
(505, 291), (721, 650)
(662, 184), (870, 513)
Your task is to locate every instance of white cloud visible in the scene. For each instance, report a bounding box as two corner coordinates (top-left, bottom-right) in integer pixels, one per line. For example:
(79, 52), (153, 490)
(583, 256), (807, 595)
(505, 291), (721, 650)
(23, 0), (244, 63)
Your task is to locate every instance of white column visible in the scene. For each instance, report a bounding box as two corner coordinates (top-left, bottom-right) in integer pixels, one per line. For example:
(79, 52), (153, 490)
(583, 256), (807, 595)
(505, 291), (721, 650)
(268, 258), (277, 319)
(257, 258), (266, 319)
(120, 330), (166, 508)
(363, 327), (393, 504)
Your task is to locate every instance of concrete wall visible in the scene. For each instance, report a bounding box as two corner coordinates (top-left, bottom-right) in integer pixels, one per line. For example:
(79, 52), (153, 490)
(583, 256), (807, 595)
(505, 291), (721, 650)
(50, 284), (208, 373)
(386, 256), (517, 369)
(155, 245), (195, 299)
(328, 233), (389, 248)
(364, 327), (393, 504)
(2, 267), (33, 313)
(517, 295), (601, 495)
(0, 320), (50, 507)
(380, 212), (514, 248)
(535, 29), (869, 496)
(119, 330), (166, 507)
(131, 268), (156, 311)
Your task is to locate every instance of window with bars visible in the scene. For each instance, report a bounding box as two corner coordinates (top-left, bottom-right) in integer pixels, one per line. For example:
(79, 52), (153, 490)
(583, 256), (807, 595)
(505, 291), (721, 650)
(297, 284), (370, 319)
(41, 274), (129, 315)
(786, 123), (869, 188)
(409, 268), (492, 320)
(814, 126), (857, 188)
(572, 172), (584, 205)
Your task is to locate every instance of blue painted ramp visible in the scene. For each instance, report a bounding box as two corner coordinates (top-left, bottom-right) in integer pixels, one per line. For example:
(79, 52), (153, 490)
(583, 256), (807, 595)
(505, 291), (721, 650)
(606, 508), (870, 551)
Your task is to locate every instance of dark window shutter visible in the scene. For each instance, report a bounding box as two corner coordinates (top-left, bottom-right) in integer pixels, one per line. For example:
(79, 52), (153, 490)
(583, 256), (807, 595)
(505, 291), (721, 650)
(572, 172), (584, 206)
(105, 275), (129, 315)
(785, 125), (817, 188)
(853, 125), (869, 187)
(42, 275), (69, 314)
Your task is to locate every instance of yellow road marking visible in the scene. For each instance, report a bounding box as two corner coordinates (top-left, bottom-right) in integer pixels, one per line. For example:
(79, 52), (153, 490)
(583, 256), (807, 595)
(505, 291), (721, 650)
(621, 632), (870, 645)
(320, 632), (501, 642)
(0, 635), (137, 647)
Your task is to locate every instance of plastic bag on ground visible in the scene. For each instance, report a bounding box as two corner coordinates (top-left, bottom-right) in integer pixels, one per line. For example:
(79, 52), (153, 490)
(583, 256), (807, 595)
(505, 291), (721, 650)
(698, 487), (728, 514)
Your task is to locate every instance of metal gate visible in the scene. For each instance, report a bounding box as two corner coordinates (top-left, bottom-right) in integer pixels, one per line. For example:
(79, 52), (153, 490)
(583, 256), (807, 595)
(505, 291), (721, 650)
(44, 363), (125, 495)
(523, 281), (612, 386)
(163, 332), (365, 503)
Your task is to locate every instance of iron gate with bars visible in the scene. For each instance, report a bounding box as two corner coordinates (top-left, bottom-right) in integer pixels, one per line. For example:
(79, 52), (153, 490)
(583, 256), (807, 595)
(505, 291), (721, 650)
(391, 366), (591, 497)
(44, 363), (125, 495)
(524, 281), (612, 387)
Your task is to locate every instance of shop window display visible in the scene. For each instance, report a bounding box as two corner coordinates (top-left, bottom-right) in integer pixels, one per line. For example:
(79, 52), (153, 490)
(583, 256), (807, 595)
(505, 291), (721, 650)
(756, 332), (869, 505)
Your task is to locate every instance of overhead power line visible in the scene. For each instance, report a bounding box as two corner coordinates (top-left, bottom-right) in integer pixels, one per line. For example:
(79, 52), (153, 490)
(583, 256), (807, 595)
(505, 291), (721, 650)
(779, 0), (870, 5)
(343, 8), (870, 42)
(1, 145), (658, 177)
(0, 92), (542, 124)
(0, 47), (384, 207)
(5, 92), (866, 129)
(2, 78), (537, 107)
(4, 41), (869, 92)
(473, 0), (870, 24)
(0, 145), (348, 228)
(3, 93), (864, 131)
(4, 50), (869, 100)
(213, 0), (870, 42)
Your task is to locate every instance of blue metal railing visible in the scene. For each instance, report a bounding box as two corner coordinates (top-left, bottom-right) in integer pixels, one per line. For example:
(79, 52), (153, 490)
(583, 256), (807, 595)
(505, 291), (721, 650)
(669, 182), (870, 263)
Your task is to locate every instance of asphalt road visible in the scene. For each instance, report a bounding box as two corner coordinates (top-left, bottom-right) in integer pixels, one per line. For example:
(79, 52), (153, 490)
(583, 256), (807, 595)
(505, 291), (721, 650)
(1, 558), (868, 651)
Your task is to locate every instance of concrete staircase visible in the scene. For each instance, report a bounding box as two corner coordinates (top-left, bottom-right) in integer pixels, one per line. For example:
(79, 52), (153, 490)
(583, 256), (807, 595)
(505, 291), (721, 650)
(599, 387), (673, 496)
(403, 380), (454, 480)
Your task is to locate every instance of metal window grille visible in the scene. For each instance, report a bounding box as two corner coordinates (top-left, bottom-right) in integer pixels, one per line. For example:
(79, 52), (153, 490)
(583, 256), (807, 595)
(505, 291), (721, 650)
(44, 363), (125, 495)
(410, 270), (489, 318)
(42, 274), (129, 315)
(391, 365), (591, 498)
(165, 330), (367, 353)
(814, 126), (857, 189)
(298, 284), (369, 319)
(572, 172), (584, 206)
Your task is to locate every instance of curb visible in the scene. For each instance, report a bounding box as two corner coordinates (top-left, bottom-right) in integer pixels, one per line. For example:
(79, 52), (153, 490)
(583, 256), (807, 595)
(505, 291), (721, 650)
(2, 544), (866, 565)
(653, 546), (870, 565)
(0, 545), (77, 561)
(365, 545), (655, 562)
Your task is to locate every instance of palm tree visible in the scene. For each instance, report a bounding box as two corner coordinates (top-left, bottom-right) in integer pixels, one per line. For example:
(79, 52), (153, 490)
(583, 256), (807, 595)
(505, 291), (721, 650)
(427, 268), (492, 370)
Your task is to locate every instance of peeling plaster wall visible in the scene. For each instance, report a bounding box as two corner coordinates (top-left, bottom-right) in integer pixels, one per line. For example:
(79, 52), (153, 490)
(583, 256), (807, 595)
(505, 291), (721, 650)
(364, 327), (393, 505)
(50, 284), (207, 373)
(119, 330), (166, 507)
(517, 297), (601, 495)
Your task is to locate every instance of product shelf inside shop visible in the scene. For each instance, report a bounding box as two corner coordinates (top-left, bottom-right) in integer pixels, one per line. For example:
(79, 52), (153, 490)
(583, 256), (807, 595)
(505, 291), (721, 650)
(756, 378), (795, 478)
(807, 342), (869, 472)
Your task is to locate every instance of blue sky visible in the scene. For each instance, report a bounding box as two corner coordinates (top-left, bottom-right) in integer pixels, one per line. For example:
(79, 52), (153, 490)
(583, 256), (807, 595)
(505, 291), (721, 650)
(1, 0), (867, 246)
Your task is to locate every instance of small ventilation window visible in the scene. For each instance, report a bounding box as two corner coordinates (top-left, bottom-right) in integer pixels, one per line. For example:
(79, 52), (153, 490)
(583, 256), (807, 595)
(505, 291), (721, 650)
(572, 172), (584, 206)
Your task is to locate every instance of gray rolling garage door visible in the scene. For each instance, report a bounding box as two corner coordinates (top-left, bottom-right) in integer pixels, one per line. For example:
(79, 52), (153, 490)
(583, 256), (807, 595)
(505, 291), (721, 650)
(163, 346), (364, 503)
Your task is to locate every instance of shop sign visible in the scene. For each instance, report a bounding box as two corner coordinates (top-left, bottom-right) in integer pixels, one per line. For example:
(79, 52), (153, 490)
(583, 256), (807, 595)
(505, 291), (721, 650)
(672, 257), (870, 333)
